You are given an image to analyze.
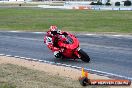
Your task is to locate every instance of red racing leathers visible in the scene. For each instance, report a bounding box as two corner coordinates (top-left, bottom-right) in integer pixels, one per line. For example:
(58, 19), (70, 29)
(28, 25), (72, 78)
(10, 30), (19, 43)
(44, 31), (70, 58)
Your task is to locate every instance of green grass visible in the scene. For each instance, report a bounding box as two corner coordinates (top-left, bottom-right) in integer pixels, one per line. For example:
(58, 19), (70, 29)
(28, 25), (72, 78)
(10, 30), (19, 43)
(0, 83), (16, 88)
(0, 7), (132, 33)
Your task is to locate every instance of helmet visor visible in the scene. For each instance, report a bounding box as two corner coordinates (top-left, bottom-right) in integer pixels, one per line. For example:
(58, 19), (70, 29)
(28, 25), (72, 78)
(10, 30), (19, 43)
(51, 31), (57, 35)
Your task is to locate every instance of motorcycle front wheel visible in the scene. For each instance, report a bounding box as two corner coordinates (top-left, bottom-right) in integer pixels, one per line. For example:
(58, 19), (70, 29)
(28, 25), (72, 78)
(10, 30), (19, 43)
(78, 49), (90, 63)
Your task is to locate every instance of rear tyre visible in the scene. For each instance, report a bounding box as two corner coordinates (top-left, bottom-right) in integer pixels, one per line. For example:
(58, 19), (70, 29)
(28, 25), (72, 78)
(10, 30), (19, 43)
(78, 49), (90, 63)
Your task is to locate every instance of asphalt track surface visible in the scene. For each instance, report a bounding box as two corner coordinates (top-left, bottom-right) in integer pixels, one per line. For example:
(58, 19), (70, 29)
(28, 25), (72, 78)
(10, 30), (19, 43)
(0, 31), (132, 80)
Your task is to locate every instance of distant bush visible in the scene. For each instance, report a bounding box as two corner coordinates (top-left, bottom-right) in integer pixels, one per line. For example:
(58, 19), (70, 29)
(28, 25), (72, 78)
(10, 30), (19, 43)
(96, 1), (103, 5)
(90, 1), (103, 5)
(90, 2), (96, 5)
(124, 0), (132, 6)
(105, 2), (111, 6)
(115, 2), (120, 6)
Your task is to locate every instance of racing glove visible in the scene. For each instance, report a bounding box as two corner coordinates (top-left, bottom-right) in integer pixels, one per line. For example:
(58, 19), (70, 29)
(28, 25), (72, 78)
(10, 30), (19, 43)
(63, 32), (68, 37)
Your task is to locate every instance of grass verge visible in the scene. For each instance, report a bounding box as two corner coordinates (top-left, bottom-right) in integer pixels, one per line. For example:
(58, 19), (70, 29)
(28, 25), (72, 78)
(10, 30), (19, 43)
(0, 63), (109, 88)
(0, 7), (132, 33)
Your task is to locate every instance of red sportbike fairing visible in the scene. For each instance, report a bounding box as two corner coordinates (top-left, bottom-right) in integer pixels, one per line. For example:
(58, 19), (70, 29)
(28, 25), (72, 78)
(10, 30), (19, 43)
(55, 33), (90, 63)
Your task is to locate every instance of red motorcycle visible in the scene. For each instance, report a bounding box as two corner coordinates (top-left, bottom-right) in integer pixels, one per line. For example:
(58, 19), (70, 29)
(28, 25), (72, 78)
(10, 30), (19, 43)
(53, 33), (90, 63)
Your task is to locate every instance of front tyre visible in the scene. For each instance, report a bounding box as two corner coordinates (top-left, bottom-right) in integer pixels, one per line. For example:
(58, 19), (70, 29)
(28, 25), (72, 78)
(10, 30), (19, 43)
(78, 49), (90, 63)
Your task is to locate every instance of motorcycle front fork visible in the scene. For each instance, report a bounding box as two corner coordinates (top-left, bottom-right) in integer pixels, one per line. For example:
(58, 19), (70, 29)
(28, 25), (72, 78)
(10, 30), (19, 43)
(74, 47), (81, 59)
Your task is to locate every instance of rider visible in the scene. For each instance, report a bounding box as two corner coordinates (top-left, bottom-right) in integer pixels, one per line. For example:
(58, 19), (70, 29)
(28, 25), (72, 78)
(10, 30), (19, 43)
(44, 25), (68, 58)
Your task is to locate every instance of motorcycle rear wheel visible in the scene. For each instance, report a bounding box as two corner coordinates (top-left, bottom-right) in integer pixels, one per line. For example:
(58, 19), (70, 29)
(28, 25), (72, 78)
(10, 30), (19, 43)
(78, 49), (90, 63)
